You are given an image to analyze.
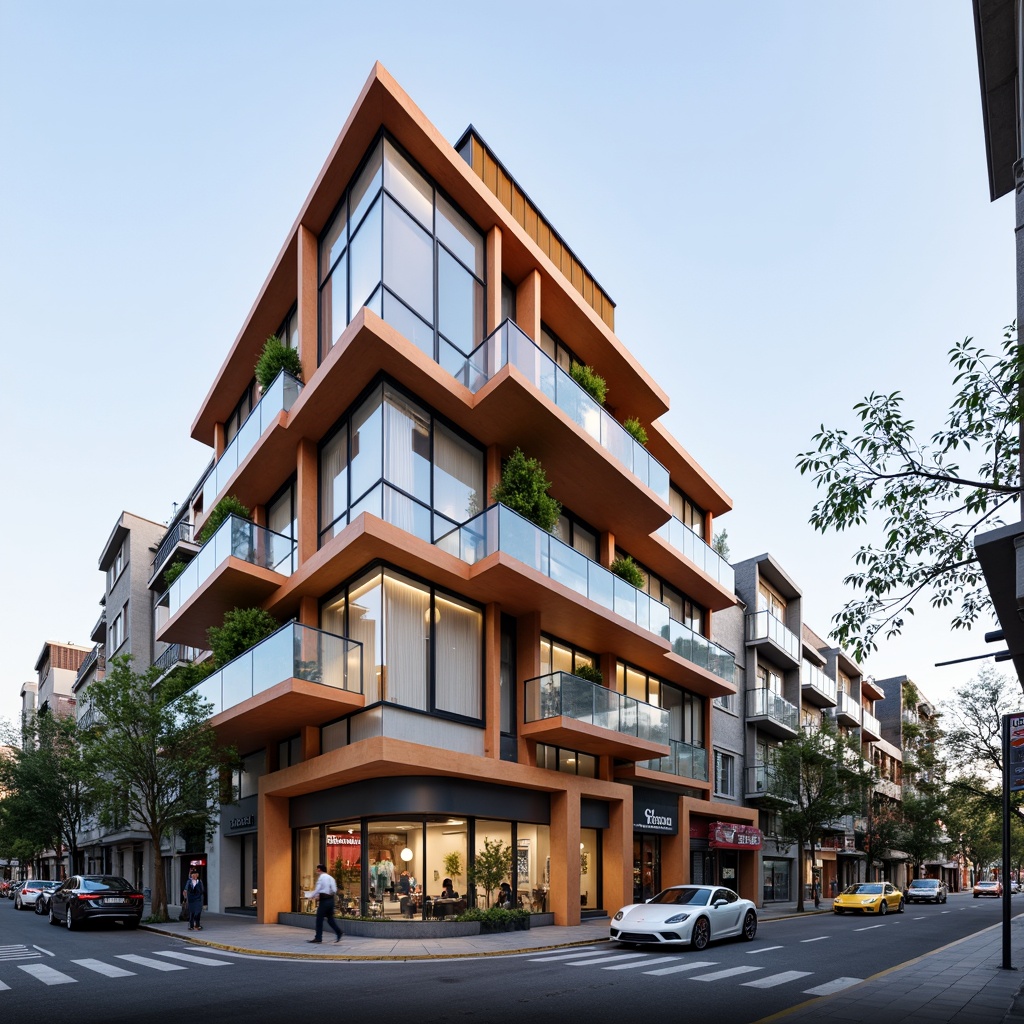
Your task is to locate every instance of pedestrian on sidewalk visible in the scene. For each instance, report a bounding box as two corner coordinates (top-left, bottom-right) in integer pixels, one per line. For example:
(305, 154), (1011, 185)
(183, 868), (205, 931)
(304, 863), (342, 944)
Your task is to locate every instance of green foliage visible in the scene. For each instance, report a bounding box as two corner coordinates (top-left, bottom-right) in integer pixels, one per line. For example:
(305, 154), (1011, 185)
(622, 416), (647, 445)
(162, 559), (187, 588)
(573, 663), (603, 684)
(197, 495), (251, 545)
(712, 529), (730, 560)
(796, 323), (1022, 661)
(467, 836), (513, 907)
(569, 361), (607, 404)
(254, 334), (303, 390)
(455, 906), (530, 929)
(610, 555), (646, 589)
(207, 607), (279, 667)
(443, 850), (463, 881)
(159, 659), (215, 704)
(78, 656), (239, 920)
(491, 448), (561, 532)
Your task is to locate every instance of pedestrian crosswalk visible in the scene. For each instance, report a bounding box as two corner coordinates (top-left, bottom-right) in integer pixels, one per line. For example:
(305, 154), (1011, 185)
(526, 947), (864, 995)
(0, 950), (233, 991)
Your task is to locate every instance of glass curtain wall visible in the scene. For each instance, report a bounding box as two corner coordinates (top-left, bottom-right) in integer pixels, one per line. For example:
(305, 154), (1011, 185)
(319, 137), (485, 367)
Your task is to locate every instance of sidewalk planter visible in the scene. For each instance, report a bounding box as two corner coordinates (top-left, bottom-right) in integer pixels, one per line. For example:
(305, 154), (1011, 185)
(462, 908), (532, 933)
(277, 913), (481, 939)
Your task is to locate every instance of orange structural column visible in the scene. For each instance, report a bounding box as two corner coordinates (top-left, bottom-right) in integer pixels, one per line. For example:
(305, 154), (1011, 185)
(257, 792), (291, 925)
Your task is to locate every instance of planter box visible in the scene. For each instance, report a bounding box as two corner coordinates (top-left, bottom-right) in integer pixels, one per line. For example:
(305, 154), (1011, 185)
(277, 913), (480, 940)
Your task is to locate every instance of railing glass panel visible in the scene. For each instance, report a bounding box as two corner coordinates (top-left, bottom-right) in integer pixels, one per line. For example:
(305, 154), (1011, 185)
(801, 660), (838, 702)
(655, 515), (735, 591)
(640, 738), (709, 781)
(745, 688), (799, 731)
(745, 609), (800, 660)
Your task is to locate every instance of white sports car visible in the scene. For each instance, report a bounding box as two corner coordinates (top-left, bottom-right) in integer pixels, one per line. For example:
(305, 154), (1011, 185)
(610, 885), (758, 950)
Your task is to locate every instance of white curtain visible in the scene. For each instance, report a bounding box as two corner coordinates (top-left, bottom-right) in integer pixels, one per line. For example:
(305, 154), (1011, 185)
(434, 594), (482, 718)
(320, 425), (348, 534)
(383, 572), (429, 710)
(433, 422), (483, 522)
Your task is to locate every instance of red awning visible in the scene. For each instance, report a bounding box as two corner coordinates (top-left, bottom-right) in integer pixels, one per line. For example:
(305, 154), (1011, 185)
(708, 821), (763, 850)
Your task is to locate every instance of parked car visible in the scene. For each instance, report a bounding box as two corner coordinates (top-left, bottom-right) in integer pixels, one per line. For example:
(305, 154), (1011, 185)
(30, 880), (64, 915)
(47, 875), (144, 930)
(6, 878), (28, 900)
(14, 879), (61, 911)
(905, 878), (949, 904)
(973, 880), (1002, 898)
(610, 884), (758, 950)
(1011, 879), (1022, 894)
(833, 881), (904, 915)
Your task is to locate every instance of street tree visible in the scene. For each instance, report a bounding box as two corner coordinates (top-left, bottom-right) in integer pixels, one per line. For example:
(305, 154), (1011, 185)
(796, 325), (1022, 661)
(80, 656), (238, 921)
(766, 718), (873, 911)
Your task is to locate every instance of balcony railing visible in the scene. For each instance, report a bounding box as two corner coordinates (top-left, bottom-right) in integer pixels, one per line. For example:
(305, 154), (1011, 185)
(861, 708), (881, 736)
(202, 370), (303, 513)
(639, 737), (709, 782)
(437, 504), (735, 684)
(801, 660), (837, 703)
(746, 688), (799, 732)
(152, 520), (196, 574)
(745, 764), (796, 800)
(152, 643), (203, 676)
(158, 515), (296, 620)
(446, 320), (670, 502)
(176, 623), (362, 720)
(74, 644), (105, 688)
(655, 515), (735, 591)
(744, 610), (800, 661)
(832, 691), (862, 724)
(524, 671), (669, 745)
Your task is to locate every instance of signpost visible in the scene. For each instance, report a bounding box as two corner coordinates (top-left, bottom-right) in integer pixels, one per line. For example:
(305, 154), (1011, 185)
(1001, 713), (1024, 970)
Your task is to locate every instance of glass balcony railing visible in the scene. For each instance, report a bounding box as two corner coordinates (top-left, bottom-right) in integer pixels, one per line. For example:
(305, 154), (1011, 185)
(202, 370), (302, 512)
(746, 688), (799, 732)
(445, 320), (670, 502)
(175, 623), (362, 720)
(801, 660), (838, 702)
(832, 691), (862, 724)
(861, 708), (881, 736)
(437, 504), (736, 685)
(745, 610), (800, 661)
(746, 764), (794, 799)
(655, 515), (734, 591)
(158, 515), (296, 620)
(524, 671), (669, 745)
(640, 737), (708, 782)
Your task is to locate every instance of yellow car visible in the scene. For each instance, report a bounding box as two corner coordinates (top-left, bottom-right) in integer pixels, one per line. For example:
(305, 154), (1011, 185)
(833, 881), (904, 915)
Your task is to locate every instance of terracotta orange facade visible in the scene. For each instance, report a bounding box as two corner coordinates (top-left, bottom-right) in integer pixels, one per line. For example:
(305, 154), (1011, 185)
(160, 63), (758, 927)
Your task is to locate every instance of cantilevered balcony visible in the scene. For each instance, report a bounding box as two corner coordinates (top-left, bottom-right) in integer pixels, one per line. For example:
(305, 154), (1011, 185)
(201, 370), (303, 517)
(745, 688), (799, 738)
(744, 610), (800, 668)
(831, 691), (862, 727)
(745, 764), (795, 801)
(156, 515), (295, 647)
(637, 738), (709, 782)
(177, 623), (363, 750)
(801, 660), (838, 707)
(149, 519), (199, 589)
(860, 707), (882, 741)
(654, 515), (735, 593)
(522, 671), (669, 761)
(436, 504), (736, 690)
(449, 320), (670, 503)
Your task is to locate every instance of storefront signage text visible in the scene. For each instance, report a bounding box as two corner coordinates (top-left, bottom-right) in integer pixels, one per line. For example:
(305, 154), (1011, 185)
(708, 821), (763, 850)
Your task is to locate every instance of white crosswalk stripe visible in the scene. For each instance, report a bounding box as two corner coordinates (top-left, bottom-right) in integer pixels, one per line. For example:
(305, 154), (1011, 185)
(72, 958), (137, 978)
(529, 950), (622, 962)
(803, 977), (863, 996)
(150, 951), (233, 966)
(18, 964), (76, 986)
(0, 944), (40, 963)
(743, 971), (813, 989)
(644, 960), (718, 976)
(0, 980), (9, 991)
(115, 954), (187, 972)
(691, 966), (763, 982)
(569, 953), (648, 966)
(602, 956), (681, 971)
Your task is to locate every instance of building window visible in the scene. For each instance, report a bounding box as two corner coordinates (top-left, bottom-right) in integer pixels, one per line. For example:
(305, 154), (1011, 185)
(234, 751), (266, 799)
(553, 513), (598, 560)
(278, 305), (299, 351)
(539, 635), (598, 678)
(669, 485), (705, 540)
(714, 751), (735, 798)
(319, 382), (484, 546)
(536, 744), (597, 778)
(108, 604), (127, 654)
(618, 549), (705, 632)
(757, 664), (783, 695)
(224, 382), (256, 446)
(757, 580), (786, 619)
(615, 665), (704, 746)
(319, 136), (485, 367)
(714, 693), (736, 713)
(106, 538), (128, 590)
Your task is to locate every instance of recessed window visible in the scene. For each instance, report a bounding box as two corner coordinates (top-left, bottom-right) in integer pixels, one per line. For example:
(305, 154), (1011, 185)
(714, 751), (735, 798)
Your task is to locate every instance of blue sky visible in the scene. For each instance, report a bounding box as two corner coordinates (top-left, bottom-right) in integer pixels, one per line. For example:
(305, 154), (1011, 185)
(0, 1), (1015, 725)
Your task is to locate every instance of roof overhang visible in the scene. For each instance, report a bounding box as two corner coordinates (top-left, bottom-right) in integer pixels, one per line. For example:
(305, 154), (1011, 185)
(973, 0), (1019, 200)
(974, 518), (1024, 685)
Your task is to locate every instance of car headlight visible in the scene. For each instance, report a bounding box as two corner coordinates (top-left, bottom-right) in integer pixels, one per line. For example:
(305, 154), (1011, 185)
(613, 910), (624, 921)
(664, 913), (691, 925)
(862, 899), (875, 905)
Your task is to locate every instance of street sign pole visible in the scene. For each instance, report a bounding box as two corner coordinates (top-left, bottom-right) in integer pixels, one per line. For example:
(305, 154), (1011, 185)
(1002, 712), (1024, 971)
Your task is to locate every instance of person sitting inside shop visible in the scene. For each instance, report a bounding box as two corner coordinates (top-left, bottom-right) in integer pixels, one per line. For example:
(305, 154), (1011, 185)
(440, 877), (458, 899)
(496, 881), (513, 909)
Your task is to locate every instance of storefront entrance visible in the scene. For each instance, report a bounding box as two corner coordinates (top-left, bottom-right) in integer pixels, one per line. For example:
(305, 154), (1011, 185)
(763, 857), (791, 902)
(633, 835), (661, 902)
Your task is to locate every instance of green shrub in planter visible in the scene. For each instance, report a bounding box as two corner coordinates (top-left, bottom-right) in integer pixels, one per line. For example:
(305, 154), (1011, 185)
(255, 334), (303, 391)
(455, 907), (530, 931)
(573, 663), (603, 685)
(610, 555), (646, 589)
(491, 448), (561, 532)
(197, 495), (251, 544)
(569, 361), (607, 405)
(207, 607), (279, 667)
(623, 416), (648, 445)
(162, 559), (187, 589)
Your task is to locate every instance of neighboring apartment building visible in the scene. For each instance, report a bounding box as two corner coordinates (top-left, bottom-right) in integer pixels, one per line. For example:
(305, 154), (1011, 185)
(157, 63), (757, 926)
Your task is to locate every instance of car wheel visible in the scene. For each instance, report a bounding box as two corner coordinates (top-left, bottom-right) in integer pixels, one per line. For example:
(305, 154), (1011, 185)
(974, 894), (978, 898)
(14, 897), (21, 911)
(691, 916), (711, 951)
(897, 899), (905, 914)
(834, 908), (845, 914)
(879, 900), (888, 915)
(741, 910), (757, 941)
(49, 905), (60, 927)
(66, 906), (76, 931)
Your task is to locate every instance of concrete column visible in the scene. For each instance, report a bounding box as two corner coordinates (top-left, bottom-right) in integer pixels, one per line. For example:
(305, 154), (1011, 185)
(550, 788), (581, 926)
(516, 269), (541, 342)
(300, 725), (320, 762)
(486, 226), (502, 333)
(516, 611), (542, 765)
(297, 225), (319, 383)
(296, 438), (319, 566)
(605, 795), (632, 914)
(257, 792), (291, 925)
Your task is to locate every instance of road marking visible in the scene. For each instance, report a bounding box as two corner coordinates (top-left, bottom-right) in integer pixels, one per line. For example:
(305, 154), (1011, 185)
(742, 970), (813, 989)
(803, 976), (863, 996)
(854, 924), (885, 931)
(151, 951), (233, 966)
(645, 960), (718, 976)
(114, 954), (186, 972)
(940, 911), (951, 915)
(0, 980), (8, 991)
(799, 936), (829, 943)
(570, 952), (647, 966)
(18, 964), (76, 986)
(747, 945), (783, 954)
(31, 946), (54, 957)
(72, 959), (136, 978)
(691, 966), (762, 982)
(602, 956), (681, 970)
(530, 950), (622, 962)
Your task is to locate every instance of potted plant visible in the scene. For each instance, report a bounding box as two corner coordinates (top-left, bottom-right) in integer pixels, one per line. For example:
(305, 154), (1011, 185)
(610, 554), (646, 589)
(573, 663), (603, 685)
(569, 361), (607, 405)
(197, 495), (251, 545)
(443, 851), (463, 893)
(623, 416), (648, 445)
(467, 837), (512, 908)
(255, 334), (303, 391)
(491, 448), (561, 531)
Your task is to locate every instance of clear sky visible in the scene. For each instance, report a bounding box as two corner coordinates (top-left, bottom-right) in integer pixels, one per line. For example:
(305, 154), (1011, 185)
(0, 0), (1016, 726)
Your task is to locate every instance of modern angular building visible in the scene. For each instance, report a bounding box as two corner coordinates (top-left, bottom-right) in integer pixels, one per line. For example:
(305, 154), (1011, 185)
(158, 63), (756, 927)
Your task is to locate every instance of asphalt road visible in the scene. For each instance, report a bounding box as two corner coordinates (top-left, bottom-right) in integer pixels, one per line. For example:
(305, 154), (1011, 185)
(0, 891), (1012, 1024)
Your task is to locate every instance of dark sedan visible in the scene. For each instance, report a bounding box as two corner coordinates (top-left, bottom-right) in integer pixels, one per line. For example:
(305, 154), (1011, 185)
(48, 875), (144, 930)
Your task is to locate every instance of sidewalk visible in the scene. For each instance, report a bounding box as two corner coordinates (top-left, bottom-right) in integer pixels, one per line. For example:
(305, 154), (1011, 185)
(140, 898), (1024, 1022)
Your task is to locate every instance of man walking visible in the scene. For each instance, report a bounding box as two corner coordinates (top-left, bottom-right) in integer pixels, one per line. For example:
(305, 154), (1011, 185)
(304, 863), (342, 943)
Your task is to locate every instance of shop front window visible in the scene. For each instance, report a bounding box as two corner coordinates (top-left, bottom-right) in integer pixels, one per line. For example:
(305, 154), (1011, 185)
(580, 828), (599, 909)
(474, 819), (513, 908)
(296, 827), (320, 913)
(634, 836), (660, 903)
